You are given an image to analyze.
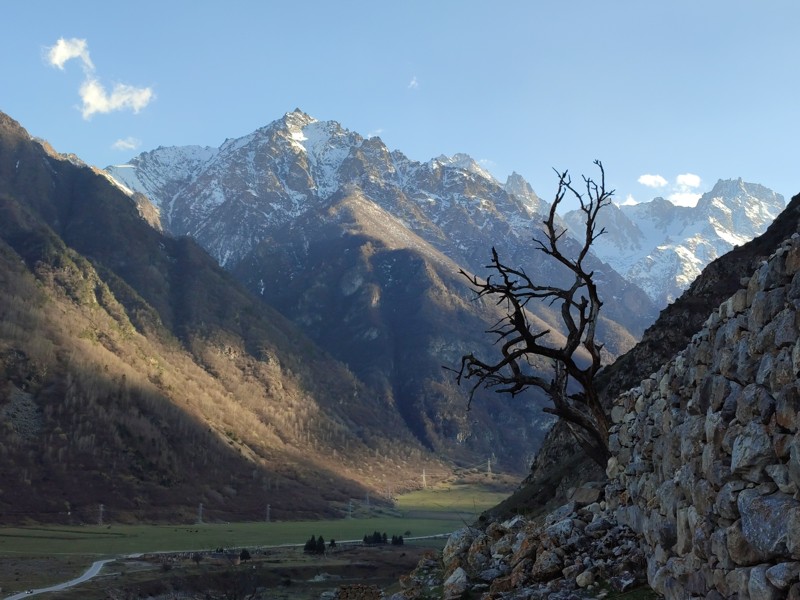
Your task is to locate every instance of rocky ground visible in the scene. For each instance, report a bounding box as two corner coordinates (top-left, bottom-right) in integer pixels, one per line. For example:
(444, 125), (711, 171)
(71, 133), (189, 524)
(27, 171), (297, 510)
(376, 484), (657, 600)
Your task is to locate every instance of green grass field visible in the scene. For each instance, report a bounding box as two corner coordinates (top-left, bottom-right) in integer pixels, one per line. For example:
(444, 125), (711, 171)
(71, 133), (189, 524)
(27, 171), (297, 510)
(0, 481), (511, 558)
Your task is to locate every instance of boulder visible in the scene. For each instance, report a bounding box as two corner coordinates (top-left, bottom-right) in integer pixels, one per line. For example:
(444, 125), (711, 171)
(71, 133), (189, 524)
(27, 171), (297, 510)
(738, 489), (800, 558)
(442, 567), (469, 600)
(530, 550), (563, 582)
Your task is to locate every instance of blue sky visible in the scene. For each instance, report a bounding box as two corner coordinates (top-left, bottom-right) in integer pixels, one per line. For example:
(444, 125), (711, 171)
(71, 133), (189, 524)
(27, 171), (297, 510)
(3, 1), (800, 208)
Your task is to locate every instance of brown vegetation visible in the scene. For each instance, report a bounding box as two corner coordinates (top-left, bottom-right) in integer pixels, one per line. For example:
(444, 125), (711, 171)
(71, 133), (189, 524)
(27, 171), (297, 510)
(0, 112), (451, 523)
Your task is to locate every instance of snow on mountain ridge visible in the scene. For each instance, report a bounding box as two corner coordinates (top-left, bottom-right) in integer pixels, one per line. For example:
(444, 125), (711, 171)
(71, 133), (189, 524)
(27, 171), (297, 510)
(104, 110), (780, 318)
(433, 153), (496, 182)
(569, 178), (785, 306)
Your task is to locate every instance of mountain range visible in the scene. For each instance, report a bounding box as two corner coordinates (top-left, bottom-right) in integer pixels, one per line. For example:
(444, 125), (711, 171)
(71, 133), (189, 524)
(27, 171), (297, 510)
(565, 179), (784, 305)
(105, 110), (669, 472)
(0, 112), (450, 522)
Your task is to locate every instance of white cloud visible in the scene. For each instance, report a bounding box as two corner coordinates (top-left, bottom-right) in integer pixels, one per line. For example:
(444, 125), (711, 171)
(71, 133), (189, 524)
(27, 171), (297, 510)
(367, 128), (384, 138)
(637, 174), (667, 188)
(676, 173), (701, 188)
(668, 191), (702, 207)
(80, 78), (153, 119)
(47, 37), (93, 71)
(46, 37), (154, 119)
(408, 76), (419, 90)
(112, 137), (141, 151)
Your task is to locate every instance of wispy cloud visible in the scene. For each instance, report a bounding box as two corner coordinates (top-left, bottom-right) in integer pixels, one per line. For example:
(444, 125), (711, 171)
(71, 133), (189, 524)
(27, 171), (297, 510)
(366, 128), (384, 138)
(46, 37), (154, 119)
(637, 174), (667, 188)
(80, 80), (153, 119)
(408, 76), (419, 90)
(47, 38), (93, 71)
(620, 194), (639, 206)
(112, 137), (141, 151)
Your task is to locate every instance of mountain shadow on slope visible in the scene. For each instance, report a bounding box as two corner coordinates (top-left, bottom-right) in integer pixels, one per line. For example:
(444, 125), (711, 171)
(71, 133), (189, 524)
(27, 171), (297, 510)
(0, 112), (442, 522)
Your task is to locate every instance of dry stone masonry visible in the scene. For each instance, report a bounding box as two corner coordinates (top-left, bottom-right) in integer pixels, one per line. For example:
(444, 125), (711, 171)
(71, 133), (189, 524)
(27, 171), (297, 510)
(606, 232), (800, 599)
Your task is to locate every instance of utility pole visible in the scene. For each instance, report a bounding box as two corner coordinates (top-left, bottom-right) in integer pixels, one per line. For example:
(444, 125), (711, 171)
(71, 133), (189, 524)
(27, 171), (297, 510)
(422, 469), (427, 489)
(197, 502), (203, 524)
(348, 499), (353, 519)
(265, 504), (271, 523)
(98, 503), (104, 526)
(487, 458), (492, 477)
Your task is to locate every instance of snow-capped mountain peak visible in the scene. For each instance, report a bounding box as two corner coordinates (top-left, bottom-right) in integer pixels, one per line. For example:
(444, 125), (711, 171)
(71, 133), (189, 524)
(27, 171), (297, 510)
(567, 178), (785, 305)
(106, 112), (781, 314)
(432, 153), (496, 182)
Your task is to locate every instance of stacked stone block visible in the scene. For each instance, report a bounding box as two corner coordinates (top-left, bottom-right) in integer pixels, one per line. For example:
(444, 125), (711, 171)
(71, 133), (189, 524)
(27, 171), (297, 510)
(606, 233), (800, 599)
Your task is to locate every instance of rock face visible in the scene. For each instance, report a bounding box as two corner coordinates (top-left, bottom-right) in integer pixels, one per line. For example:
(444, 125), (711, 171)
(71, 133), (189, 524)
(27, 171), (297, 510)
(606, 232), (800, 599)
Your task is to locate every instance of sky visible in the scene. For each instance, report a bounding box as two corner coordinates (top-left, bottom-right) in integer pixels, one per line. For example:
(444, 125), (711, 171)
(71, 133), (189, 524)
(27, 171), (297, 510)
(3, 1), (800, 210)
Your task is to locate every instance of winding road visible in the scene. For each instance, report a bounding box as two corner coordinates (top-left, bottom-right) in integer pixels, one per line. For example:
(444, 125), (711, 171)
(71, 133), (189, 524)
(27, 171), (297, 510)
(4, 558), (114, 599)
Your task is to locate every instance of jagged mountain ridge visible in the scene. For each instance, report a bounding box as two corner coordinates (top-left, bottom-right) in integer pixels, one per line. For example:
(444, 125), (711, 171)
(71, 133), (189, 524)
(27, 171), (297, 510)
(107, 109), (657, 339)
(565, 179), (785, 306)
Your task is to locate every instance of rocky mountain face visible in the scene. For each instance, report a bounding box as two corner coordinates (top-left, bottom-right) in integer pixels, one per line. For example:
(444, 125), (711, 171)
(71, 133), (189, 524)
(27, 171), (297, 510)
(106, 110), (659, 470)
(565, 180), (785, 307)
(107, 110), (656, 336)
(0, 111), (451, 522)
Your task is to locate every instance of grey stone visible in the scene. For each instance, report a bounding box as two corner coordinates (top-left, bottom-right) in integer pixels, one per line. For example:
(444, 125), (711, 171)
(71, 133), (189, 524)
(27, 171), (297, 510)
(727, 519), (767, 566)
(738, 488), (800, 559)
(774, 308), (798, 348)
(726, 566), (753, 600)
(769, 347), (796, 389)
(584, 517), (612, 539)
(716, 481), (747, 520)
(477, 567), (504, 582)
(776, 384), (800, 432)
(575, 569), (595, 588)
(443, 527), (479, 570)
(443, 566), (469, 600)
(711, 528), (735, 569)
(530, 550), (562, 582)
(731, 421), (775, 482)
(766, 464), (797, 495)
(543, 502), (576, 527)
(749, 564), (781, 600)
(766, 561), (800, 590)
(675, 506), (695, 556)
(735, 383), (776, 425)
(789, 434), (800, 489)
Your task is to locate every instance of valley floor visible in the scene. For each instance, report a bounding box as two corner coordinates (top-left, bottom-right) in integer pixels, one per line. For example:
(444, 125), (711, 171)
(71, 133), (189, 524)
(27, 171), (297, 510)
(4, 544), (433, 600)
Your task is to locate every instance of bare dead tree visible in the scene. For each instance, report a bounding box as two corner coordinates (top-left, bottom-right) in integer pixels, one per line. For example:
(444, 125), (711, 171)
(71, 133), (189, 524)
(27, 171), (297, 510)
(453, 160), (612, 467)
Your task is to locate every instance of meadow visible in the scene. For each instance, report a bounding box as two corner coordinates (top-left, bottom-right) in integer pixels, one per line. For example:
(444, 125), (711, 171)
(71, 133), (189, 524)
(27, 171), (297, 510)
(0, 479), (512, 594)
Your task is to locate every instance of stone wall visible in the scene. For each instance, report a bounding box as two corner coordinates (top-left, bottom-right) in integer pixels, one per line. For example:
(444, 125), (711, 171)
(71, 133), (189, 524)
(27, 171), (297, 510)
(605, 233), (800, 599)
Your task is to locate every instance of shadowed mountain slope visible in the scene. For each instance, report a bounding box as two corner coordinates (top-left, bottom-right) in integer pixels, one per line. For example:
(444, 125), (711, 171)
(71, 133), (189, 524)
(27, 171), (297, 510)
(0, 112), (445, 523)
